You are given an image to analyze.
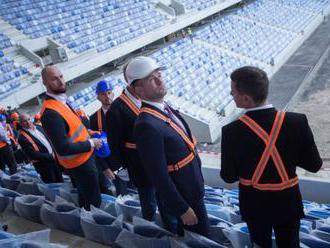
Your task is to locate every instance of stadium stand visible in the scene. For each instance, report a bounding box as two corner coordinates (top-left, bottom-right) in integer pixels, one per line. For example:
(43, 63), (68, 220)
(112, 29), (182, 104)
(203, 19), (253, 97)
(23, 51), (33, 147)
(235, 0), (319, 32)
(0, 165), (329, 247)
(176, 0), (219, 11)
(0, 0), (169, 54)
(0, 32), (29, 99)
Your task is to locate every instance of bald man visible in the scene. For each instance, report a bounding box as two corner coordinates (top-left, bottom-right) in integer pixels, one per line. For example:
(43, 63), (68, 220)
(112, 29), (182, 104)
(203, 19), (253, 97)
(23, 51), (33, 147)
(40, 66), (102, 209)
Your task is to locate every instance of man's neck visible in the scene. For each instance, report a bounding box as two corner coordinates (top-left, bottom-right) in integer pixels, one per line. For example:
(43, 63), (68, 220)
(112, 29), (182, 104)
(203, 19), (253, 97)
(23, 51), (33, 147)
(143, 98), (164, 104)
(126, 87), (139, 99)
(102, 105), (110, 111)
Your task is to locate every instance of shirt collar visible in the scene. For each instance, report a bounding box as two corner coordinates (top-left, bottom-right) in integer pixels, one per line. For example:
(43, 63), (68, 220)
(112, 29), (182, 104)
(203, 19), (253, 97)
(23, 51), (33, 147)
(124, 88), (141, 108)
(46, 92), (67, 104)
(142, 100), (165, 112)
(245, 104), (274, 112)
(101, 106), (109, 114)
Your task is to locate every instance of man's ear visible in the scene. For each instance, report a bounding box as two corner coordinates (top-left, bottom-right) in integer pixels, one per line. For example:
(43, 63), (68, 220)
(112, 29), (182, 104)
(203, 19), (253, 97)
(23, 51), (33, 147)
(243, 94), (254, 107)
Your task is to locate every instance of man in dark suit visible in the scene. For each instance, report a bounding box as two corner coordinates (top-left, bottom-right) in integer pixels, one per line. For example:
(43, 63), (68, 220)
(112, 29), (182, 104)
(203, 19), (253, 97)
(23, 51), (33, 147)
(89, 80), (116, 194)
(133, 56), (208, 236)
(220, 66), (323, 247)
(105, 61), (160, 221)
(40, 65), (102, 210)
(18, 113), (63, 183)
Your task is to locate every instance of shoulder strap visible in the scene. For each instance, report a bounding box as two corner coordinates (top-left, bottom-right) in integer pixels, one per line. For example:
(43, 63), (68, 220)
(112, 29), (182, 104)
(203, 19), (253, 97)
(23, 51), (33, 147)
(119, 93), (140, 116)
(141, 107), (196, 152)
(20, 130), (39, 152)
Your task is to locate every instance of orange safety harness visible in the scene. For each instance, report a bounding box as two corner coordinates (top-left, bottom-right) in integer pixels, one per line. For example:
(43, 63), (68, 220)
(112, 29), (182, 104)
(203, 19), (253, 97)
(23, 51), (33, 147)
(119, 92), (140, 150)
(239, 112), (299, 191)
(140, 107), (197, 173)
(97, 109), (103, 132)
(19, 130), (40, 163)
(6, 124), (18, 146)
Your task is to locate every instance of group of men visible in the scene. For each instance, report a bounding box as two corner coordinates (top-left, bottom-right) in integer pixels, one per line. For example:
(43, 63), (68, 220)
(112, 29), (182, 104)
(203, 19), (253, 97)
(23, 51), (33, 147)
(0, 56), (323, 246)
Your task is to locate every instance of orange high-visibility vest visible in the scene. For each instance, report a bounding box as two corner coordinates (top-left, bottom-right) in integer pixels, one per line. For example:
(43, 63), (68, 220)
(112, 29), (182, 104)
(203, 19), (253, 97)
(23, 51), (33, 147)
(40, 99), (93, 169)
(119, 92), (140, 150)
(239, 112), (299, 191)
(140, 107), (198, 172)
(97, 109), (103, 132)
(0, 124), (10, 148)
(19, 130), (40, 163)
(6, 124), (18, 146)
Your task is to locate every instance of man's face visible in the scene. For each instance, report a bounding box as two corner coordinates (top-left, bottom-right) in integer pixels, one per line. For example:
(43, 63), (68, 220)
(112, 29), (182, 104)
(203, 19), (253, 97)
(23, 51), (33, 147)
(20, 115), (34, 129)
(230, 81), (247, 108)
(97, 90), (114, 107)
(135, 70), (167, 101)
(43, 67), (66, 94)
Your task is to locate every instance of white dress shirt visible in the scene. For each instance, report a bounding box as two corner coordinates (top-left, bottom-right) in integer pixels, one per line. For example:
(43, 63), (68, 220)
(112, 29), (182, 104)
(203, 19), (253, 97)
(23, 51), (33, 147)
(26, 127), (53, 154)
(245, 104), (274, 112)
(124, 88), (141, 108)
(142, 100), (187, 133)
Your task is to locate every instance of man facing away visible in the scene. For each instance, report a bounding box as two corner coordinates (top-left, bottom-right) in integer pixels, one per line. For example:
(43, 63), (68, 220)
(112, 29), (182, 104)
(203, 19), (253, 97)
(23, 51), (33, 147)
(133, 56), (209, 236)
(220, 66), (323, 247)
(40, 65), (102, 210)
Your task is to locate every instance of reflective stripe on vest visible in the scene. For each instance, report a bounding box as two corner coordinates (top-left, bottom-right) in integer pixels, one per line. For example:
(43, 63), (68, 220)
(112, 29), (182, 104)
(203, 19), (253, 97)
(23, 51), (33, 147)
(239, 112), (299, 191)
(20, 130), (40, 163)
(97, 109), (103, 132)
(6, 124), (18, 146)
(140, 107), (198, 172)
(40, 99), (93, 169)
(0, 141), (7, 148)
(124, 142), (136, 149)
(119, 93), (140, 116)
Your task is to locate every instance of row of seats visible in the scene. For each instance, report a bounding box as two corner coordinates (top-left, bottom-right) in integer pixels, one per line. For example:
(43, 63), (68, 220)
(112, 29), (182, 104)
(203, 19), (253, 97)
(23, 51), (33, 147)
(275, 0), (330, 13)
(235, 0), (317, 32)
(0, 33), (12, 50)
(194, 15), (297, 64)
(1, 165), (330, 248)
(0, 0), (169, 54)
(177, 0), (219, 11)
(0, 47), (29, 99)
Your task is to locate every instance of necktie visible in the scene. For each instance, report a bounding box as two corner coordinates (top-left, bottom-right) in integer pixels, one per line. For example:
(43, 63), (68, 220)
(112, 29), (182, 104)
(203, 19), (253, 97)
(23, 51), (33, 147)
(164, 104), (187, 134)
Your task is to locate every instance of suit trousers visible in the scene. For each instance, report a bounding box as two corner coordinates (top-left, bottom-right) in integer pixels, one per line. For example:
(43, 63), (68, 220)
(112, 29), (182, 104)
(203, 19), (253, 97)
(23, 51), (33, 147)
(246, 219), (300, 248)
(67, 156), (101, 210)
(0, 145), (17, 175)
(34, 160), (63, 183)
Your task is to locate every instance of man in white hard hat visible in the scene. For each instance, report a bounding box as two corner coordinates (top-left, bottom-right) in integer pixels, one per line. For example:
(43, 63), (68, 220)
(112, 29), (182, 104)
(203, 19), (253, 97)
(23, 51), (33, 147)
(133, 56), (209, 236)
(105, 57), (162, 222)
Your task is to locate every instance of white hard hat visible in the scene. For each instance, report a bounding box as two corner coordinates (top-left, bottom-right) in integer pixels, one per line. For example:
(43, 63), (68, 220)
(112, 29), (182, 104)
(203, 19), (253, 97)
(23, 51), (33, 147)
(124, 56), (165, 85)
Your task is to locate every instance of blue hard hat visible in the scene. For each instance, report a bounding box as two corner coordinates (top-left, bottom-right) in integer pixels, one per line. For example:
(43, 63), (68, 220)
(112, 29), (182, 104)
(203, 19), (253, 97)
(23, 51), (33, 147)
(95, 80), (113, 95)
(0, 114), (6, 122)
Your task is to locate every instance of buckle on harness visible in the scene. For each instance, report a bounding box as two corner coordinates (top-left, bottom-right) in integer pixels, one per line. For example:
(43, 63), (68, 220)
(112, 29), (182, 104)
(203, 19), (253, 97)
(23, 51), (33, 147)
(173, 164), (180, 171)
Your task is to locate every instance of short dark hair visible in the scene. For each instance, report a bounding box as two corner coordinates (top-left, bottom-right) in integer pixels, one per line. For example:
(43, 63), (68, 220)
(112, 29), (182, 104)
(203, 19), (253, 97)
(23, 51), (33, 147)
(230, 66), (269, 104)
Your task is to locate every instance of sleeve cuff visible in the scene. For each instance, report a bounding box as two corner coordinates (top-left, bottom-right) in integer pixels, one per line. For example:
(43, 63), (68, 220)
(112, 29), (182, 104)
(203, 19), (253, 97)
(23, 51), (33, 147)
(89, 139), (94, 148)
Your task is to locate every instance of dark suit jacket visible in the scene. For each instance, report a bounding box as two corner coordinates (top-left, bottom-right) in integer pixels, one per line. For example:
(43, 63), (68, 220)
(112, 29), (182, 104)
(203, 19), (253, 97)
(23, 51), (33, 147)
(220, 107), (323, 223)
(90, 108), (106, 132)
(41, 96), (93, 168)
(90, 108), (110, 171)
(134, 102), (205, 217)
(105, 94), (151, 187)
(18, 126), (54, 165)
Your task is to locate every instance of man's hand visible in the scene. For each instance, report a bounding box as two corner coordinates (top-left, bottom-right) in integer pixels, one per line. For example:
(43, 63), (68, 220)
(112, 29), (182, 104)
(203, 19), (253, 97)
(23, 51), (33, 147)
(180, 207), (198, 226)
(103, 168), (116, 180)
(88, 130), (101, 136)
(91, 138), (102, 150)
